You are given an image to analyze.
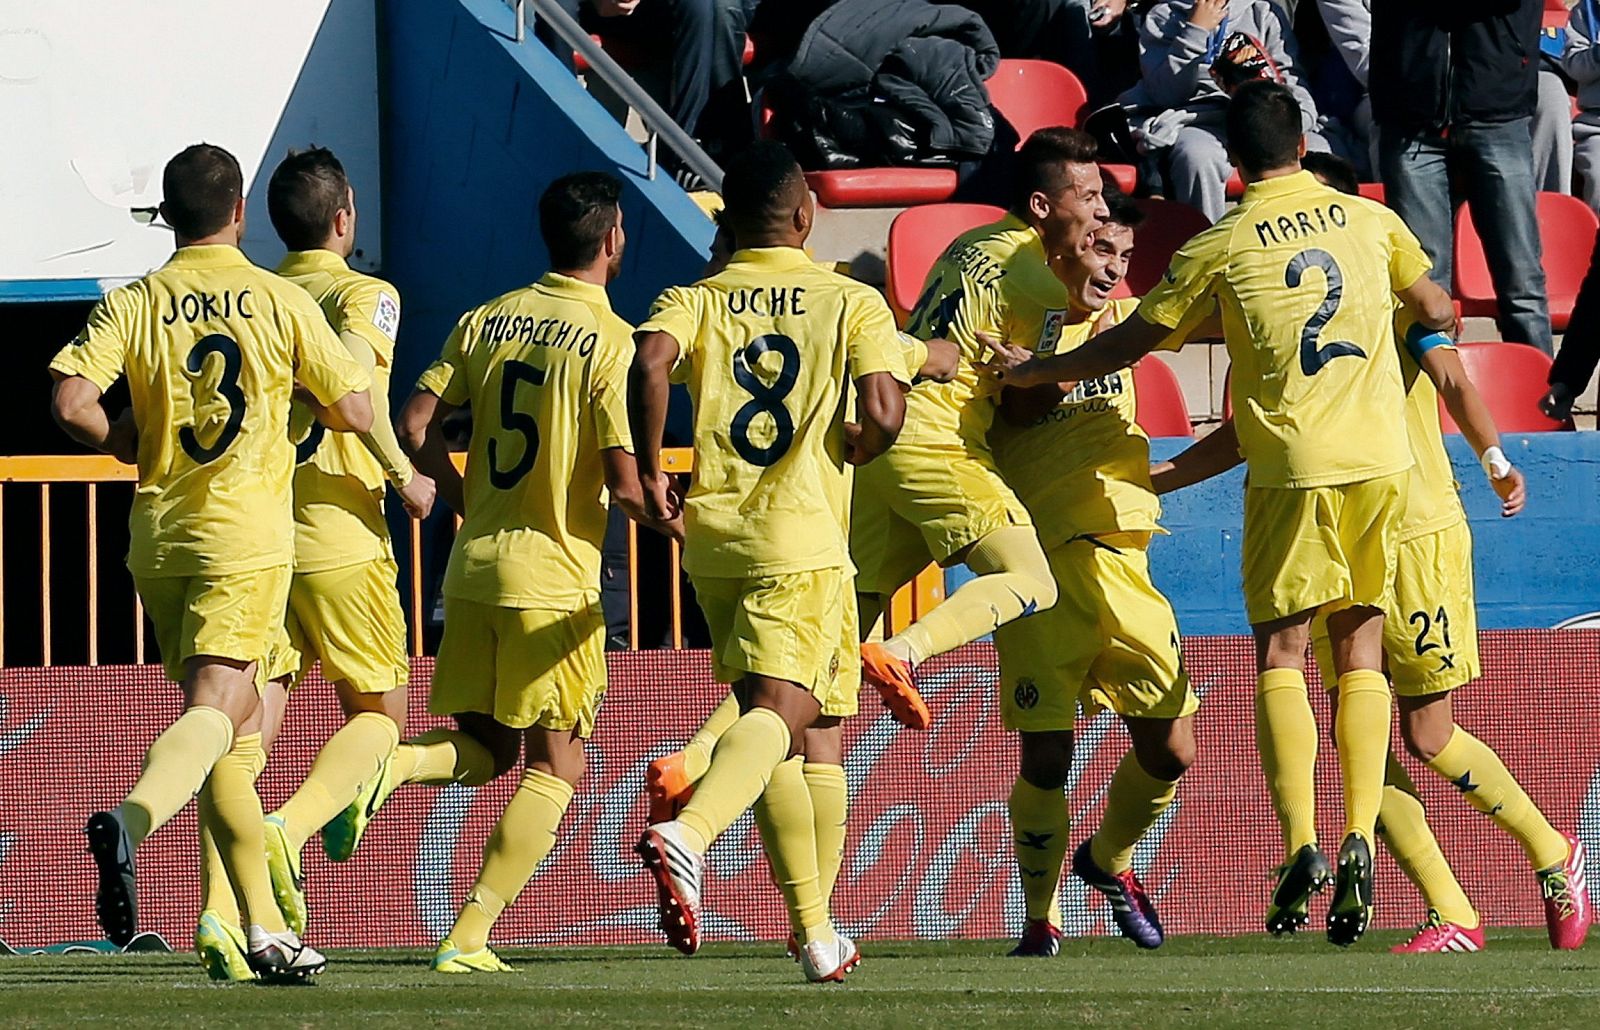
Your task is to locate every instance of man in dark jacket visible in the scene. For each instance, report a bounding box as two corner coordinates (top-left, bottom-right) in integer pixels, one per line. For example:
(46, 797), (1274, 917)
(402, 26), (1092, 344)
(1372, 1), (1552, 353)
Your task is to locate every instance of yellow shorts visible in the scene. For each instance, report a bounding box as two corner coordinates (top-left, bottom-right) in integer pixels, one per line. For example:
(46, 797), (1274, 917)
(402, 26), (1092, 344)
(134, 565), (296, 689)
(1241, 472), (1407, 625)
(287, 559), (410, 695)
(1313, 518), (1480, 696)
(994, 534), (1196, 732)
(851, 437), (1032, 596)
(430, 596), (607, 735)
(692, 567), (857, 715)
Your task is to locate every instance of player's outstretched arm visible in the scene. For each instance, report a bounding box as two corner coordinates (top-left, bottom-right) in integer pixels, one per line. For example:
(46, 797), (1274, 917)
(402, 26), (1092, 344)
(332, 329), (434, 517)
(848, 370), (906, 465)
(397, 388), (465, 516)
(982, 313), (1171, 389)
(1395, 274), (1458, 337)
(629, 330), (683, 523)
(1416, 342), (1526, 518)
(1150, 419), (1243, 495)
(51, 374), (136, 463)
(300, 386), (374, 434)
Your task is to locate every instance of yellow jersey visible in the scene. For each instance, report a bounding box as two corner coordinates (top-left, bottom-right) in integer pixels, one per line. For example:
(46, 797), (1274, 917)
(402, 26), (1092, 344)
(1395, 322), (1466, 542)
(276, 250), (409, 573)
(900, 214), (1072, 449)
(49, 244), (369, 578)
(990, 298), (1162, 546)
(639, 247), (909, 579)
(419, 272), (632, 610)
(1140, 171), (1430, 489)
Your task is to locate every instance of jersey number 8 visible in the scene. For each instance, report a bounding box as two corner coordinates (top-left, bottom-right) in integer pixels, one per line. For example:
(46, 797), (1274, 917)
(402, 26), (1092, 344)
(730, 334), (800, 467)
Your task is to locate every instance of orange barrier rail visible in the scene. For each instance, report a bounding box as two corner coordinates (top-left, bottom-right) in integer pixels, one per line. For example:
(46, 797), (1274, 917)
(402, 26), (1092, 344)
(0, 451), (942, 666)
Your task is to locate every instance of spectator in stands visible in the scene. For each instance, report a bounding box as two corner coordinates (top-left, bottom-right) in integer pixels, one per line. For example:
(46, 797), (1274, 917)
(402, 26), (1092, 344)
(1373, 1), (1554, 354)
(537, 0), (751, 172)
(1119, 0), (1329, 221)
(949, 0), (1137, 104)
(1567, 1), (1600, 213)
(1542, 233), (1600, 420)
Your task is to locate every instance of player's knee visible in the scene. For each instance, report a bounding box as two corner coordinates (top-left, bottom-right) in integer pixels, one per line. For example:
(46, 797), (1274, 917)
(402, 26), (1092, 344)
(1129, 721), (1195, 781)
(1018, 731), (1073, 790)
(1398, 717), (1452, 764)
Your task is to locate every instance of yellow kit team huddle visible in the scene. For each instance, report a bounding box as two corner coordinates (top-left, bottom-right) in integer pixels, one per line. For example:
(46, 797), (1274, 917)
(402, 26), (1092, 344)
(50, 80), (1588, 985)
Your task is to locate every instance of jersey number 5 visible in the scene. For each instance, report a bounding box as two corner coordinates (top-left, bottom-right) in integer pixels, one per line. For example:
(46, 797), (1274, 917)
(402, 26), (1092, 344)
(179, 334), (247, 465)
(731, 334), (800, 467)
(1285, 249), (1366, 376)
(489, 360), (546, 489)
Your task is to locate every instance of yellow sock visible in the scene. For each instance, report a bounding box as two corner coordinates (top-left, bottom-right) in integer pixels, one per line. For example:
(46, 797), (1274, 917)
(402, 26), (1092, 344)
(1376, 754), (1478, 928)
(121, 705), (235, 846)
(1427, 726), (1569, 871)
(683, 694), (741, 784)
(676, 707), (791, 852)
(754, 757), (832, 944)
(1089, 750), (1179, 875)
(274, 712), (400, 853)
(448, 768), (574, 952)
(1335, 670), (1391, 843)
(1256, 668), (1319, 855)
(889, 526), (1056, 665)
(199, 814), (238, 925)
(198, 734), (284, 933)
(804, 763), (849, 907)
(390, 728), (499, 787)
(1009, 777), (1071, 924)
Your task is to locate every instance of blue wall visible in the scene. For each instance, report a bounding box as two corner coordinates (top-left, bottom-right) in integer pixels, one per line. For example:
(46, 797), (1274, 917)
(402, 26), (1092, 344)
(948, 433), (1600, 634)
(381, 0), (713, 393)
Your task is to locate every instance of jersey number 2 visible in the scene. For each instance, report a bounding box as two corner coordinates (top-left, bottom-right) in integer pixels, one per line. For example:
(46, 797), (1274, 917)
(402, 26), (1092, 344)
(1285, 249), (1366, 376)
(731, 334), (800, 467)
(489, 360), (546, 489)
(179, 333), (247, 465)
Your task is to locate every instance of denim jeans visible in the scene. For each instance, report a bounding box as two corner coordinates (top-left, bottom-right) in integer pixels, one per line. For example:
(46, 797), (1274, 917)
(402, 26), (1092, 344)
(1378, 117), (1553, 353)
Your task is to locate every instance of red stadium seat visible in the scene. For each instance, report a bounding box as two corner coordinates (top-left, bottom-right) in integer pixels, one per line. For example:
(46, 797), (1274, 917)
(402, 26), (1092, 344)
(1121, 197), (1210, 296)
(1226, 169), (1244, 200)
(804, 169), (960, 209)
(986, 59), (1090, 145)
(1133, 357), (1194, 437)
(886, 203), (1006, 323)
(1100, 163), (1138, 194)
(1454, 192), (1598, 330)
(1545, 8), (1571, 29)
(1439, 342), (1573, 432)
(1357, 182), (1386, 204)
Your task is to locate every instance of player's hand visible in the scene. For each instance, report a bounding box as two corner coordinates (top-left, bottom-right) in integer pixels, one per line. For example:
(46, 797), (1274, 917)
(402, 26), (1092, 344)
(1491, 465), (1526, 518)
(918, 337), (961, 383)
(654, 512), (686, 544)
(1189, 0), (1228, 32)
(593, 0), (640, 16)
(641, 471), (682, 523)
(1089, 0), (1126, 28)
(396, 470), (437, 520)
(106, 408), (138, 465)
(975, 332), (1046, 388)
(1539, 382), (1575, 422)
(842, 422), (873, 465)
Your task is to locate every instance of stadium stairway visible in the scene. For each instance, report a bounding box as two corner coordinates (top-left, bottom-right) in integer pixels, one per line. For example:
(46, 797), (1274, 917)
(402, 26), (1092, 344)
(380, 0), (714, 392)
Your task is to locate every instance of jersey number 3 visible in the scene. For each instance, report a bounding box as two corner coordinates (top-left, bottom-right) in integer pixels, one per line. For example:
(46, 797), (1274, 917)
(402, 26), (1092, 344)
(489, 360), (546, 488)
(179, 334), (247, 465)
(731, 334), (800, 467)
(1285, 249), (1366, 376)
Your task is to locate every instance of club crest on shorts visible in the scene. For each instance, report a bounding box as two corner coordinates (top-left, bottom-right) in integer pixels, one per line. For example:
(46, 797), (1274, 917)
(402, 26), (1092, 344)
(1014, 677), (1040, 710)
(829, 653), (840, 681)
(1038, 310), (1068, 355)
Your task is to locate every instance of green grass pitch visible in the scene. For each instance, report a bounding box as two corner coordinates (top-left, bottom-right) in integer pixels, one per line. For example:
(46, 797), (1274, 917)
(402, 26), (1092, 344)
(1, 931), (1594, 1027)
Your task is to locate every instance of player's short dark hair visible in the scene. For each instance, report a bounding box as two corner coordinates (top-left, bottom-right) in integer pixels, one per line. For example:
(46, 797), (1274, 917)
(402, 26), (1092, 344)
(267, 147), (352, 252)
(1299, 151), (1360, 197)
(1226, 80), (1304, 176)
(161, 143), (243, 240)
(1102, 187), (1146, 232)
(1011, 127), (1101, 213)
(539, 171), (624, 269)
(720, 141), (806, 238)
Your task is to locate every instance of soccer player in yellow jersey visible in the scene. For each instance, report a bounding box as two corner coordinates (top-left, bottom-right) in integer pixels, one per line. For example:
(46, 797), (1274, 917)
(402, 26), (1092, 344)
(986, 199), (1198, 957)
(340, 172), (663, 973)
(50, 144), (372, 979)
(850, 127), (1110, 729)
(988, 81), (1461, 946)
(1155, 154), (1593, 954)
(255, 147), (438, 933)
(630, 142), (907, 982)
